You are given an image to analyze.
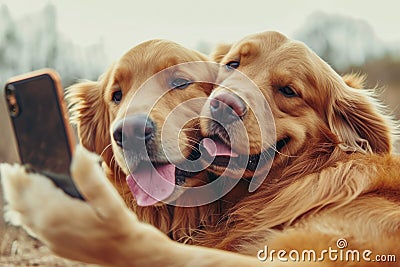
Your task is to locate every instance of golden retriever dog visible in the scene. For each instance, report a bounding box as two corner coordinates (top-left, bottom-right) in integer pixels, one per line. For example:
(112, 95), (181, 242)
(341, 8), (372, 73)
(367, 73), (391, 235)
(64, 39), (225, 242)
(199, 31), (400, 261)
(1, 31), (400, 267)
(2, 39), (223, 242)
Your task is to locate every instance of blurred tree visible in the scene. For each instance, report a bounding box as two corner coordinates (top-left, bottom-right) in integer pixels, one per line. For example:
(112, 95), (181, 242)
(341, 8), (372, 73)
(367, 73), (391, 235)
(0, 5), (19, 76)
(294, 11), (393, 71)
(0, 3), (108, 87)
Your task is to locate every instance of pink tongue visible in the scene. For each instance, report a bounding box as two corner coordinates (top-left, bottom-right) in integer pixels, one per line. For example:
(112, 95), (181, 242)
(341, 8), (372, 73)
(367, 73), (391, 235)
(202, 138), (238, 157)
(126, 164), (175, 206)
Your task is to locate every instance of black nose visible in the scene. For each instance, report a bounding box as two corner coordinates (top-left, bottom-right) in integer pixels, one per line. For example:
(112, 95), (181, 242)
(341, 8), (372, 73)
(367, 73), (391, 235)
(113, 115), (155, 148)
(209, 92), (247, 125)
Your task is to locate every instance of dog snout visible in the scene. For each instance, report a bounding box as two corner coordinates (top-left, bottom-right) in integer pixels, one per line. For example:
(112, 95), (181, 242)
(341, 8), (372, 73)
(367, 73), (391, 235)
(113, 115), (155, 148)
(209, 92), (247, 125)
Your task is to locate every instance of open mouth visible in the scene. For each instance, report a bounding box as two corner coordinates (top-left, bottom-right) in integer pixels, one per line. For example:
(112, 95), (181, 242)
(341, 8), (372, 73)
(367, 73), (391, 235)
(125, 149), (201, 206)
(200, 136), (290, 172)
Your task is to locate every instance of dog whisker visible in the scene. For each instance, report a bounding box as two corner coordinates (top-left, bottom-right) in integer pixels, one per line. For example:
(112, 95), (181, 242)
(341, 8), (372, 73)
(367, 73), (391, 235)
(99, 143), (112, 158)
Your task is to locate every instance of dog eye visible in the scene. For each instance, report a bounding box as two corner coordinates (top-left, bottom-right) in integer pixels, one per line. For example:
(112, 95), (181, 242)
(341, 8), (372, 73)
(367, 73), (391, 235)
(279, 86), (297, 98)
(225, 61), (240, 71)
(112, 90), (123, 104)
(171, 78), (192, 89)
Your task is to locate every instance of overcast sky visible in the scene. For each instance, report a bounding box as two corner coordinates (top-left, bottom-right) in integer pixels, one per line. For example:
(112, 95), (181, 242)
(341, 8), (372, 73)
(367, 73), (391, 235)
(1, 0), (399, 59)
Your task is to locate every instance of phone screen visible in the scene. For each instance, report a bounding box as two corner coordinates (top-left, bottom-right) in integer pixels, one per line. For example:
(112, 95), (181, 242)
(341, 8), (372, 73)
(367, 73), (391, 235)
(6, 74), (72, 175)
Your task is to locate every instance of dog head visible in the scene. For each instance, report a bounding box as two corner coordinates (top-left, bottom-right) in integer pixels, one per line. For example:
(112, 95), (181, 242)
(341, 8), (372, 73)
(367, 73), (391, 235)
(67, 40), (214, 206)
(201, 31), (394, 181)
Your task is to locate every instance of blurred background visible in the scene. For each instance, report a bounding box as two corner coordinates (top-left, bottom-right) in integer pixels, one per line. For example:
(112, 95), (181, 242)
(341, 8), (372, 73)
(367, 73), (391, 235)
(0, 1), (399, 264)
(0, 0), (399, 132)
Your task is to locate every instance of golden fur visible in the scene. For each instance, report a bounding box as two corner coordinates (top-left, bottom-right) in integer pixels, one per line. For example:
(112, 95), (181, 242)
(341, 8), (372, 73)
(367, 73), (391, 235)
(66, 39), (222, 242)
(1, 32), (399, 266)
(197, 31), (400, 262)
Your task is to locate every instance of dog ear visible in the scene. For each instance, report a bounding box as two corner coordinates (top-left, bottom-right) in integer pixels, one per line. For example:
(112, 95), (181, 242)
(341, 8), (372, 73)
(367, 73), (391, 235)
(66, 80), (111, 155)
(327, 73), (394, 154)
(210, 43), (232, 63)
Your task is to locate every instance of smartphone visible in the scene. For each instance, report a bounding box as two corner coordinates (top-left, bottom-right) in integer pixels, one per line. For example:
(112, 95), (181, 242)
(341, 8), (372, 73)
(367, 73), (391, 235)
(1, 69), (83, 199)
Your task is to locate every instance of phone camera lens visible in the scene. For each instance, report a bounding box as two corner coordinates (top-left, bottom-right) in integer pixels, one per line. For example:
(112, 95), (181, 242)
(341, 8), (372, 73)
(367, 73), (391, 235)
(5, 85), (20, 117)
(6, 84), (15, 95)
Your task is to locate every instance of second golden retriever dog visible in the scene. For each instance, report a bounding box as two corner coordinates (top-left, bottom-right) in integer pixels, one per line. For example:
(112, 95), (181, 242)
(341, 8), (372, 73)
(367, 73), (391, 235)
(200, 31), (400, 261)
(2, 32), (400, 266)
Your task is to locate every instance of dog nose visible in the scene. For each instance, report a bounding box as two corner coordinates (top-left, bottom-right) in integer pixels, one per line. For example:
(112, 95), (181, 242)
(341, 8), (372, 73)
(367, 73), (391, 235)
(113, 115), (155, 148)
(209, 92), (247, 124)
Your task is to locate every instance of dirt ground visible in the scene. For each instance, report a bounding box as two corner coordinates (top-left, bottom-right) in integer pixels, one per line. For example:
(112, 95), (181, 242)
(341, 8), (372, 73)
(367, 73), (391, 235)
(0, 180), (98, 267)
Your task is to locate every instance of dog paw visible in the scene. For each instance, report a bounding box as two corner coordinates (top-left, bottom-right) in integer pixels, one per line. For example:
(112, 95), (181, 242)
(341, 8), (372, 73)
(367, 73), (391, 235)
(0, 146), (151, 265)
